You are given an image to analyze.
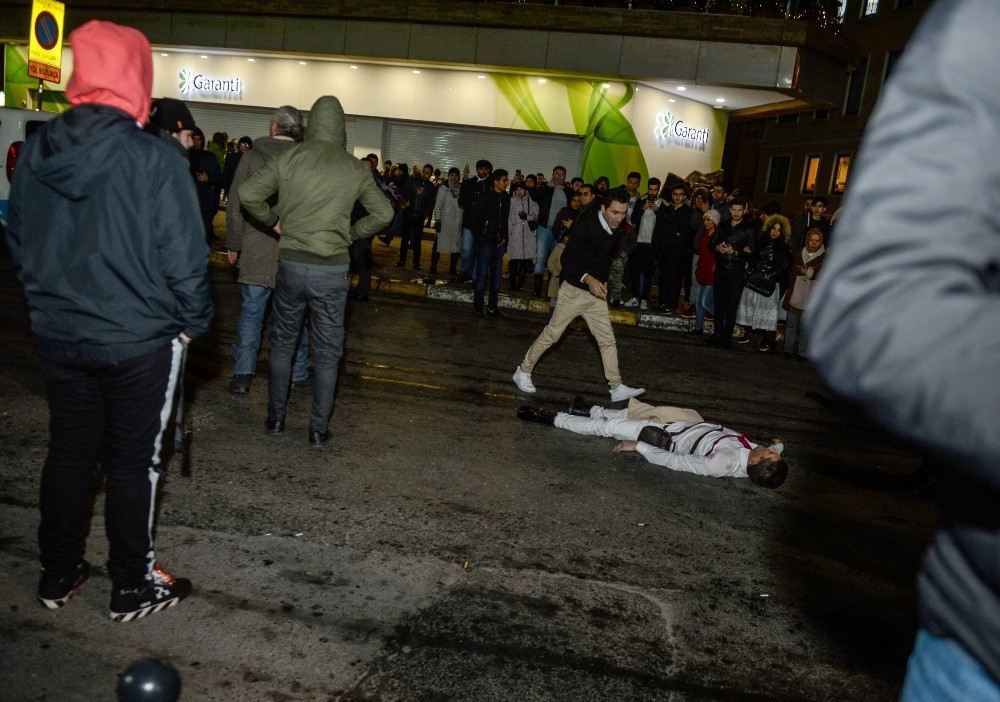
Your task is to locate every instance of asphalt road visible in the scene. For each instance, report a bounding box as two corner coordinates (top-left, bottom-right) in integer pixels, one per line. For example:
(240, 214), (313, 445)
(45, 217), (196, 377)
(0, 260), (935, 701)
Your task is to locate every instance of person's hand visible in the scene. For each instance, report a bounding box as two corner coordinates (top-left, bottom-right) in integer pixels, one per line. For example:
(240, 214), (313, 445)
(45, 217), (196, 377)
(584, 274), (607, 300)
(227, 250), (239, 265)
(462, 164), (470, 178)
(195, 171), (208, 183)
(561, 218), (572, 229)
(273, 221), (282, 236)
(613, 440), (637, 454)
(179, 332), (191, 346)
(805, 268), (814, 279)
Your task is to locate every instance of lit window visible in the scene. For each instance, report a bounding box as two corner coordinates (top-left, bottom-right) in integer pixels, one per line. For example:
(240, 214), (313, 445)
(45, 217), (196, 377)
(863, 0), (879, 16)
(843, 56), (868, 117)
(766, 156), (791, 195)
(802, 155), (821, 195)
(832, 154), (851, 195)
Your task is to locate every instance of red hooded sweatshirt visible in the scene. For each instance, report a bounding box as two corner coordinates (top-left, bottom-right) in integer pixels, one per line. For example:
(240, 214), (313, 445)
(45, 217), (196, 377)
(65, 20), (152, 125)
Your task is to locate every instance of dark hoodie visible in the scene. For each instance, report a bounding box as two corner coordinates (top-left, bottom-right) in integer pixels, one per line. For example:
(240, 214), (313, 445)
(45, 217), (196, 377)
(5, 21), (212, 362)
(239, 96), (394, 267)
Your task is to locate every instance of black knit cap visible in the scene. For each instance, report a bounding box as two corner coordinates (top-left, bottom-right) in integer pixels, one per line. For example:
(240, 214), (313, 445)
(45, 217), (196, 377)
(148, 98), (196, 133)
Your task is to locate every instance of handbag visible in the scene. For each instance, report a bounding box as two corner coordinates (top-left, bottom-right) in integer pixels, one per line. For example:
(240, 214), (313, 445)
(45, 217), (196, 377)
(789, 275), (814, 310)
(745, 269), (776, 296)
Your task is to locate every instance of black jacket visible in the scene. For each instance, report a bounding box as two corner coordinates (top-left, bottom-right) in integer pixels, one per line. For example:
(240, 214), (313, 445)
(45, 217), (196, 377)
(459, 176), (490, 228)
(654, 204), (694, 254)
(189, 147), (222, 214)
(749, 231), (791, 291)
(560, 208), (621, 290)
(710, 218), (757, 271)
(6, 105), (212, 362)
(470, 188), (510, 246)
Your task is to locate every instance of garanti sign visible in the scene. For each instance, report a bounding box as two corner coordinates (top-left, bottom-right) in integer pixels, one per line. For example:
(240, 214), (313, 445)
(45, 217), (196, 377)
(178, 68), (244, 99)
(654, 110), (709, 151)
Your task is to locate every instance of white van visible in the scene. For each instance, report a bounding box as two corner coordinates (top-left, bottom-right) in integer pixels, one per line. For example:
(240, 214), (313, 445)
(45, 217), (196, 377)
(1, 107), (57, 226)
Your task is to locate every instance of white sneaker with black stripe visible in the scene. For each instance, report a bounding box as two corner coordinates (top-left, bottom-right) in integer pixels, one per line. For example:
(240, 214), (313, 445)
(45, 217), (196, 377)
(110, 563), (192, 622)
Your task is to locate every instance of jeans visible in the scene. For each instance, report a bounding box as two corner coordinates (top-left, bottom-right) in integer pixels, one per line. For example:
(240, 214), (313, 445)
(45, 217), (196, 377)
(533, 225), (556, 275)
(627, 243), (654, 301)
(461, 227), (477, 280)
(38, 339), (183, 586)
(268, 262), (350, 434)
(349, 236), (374, 298)
(694, 283), (715, 332)
(784, 309), (809, 356)
(474, 239), (503, 312)
(233, 284), (309, 381)
(901, 629), (1000, 702)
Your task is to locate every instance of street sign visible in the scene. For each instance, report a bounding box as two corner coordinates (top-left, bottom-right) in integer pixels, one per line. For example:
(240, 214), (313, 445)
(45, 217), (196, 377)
(28, 0), (65, 83)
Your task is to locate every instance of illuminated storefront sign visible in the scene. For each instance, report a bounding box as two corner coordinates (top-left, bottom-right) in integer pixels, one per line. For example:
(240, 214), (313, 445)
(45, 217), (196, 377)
(655, 110), (709, 149)
(178, 68), (244, 99)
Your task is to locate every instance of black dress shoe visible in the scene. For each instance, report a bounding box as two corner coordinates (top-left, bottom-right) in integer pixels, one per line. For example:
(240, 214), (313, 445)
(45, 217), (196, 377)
(517, 405), (555, 425)
(308, 430), (330, 446)
(487, 307), (503, 318)
(265, 418), (285, 435)
(568, 395), (591, 417)
(637, 425), (672, 450)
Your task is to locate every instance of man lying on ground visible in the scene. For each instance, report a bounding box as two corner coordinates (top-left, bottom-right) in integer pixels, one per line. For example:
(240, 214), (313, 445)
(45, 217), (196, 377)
(518, 398), (788, 489)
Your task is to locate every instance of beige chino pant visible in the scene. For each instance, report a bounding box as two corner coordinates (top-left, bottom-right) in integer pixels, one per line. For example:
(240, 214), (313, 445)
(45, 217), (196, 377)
(520, 281), (621, 389)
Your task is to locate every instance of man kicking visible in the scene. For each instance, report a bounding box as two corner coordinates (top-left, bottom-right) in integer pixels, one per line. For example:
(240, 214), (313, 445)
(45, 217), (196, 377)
(518, 399), (788, 489)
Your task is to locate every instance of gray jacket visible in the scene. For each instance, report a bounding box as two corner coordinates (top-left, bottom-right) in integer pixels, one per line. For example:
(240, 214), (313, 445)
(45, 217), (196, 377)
(807, 0), (1000, 681)
(227, 135), (297, 287)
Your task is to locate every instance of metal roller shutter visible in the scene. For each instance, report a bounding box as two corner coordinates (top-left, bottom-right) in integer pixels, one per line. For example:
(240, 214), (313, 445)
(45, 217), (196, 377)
(384, 120), (582, 179)
(186, 103), (358, 148)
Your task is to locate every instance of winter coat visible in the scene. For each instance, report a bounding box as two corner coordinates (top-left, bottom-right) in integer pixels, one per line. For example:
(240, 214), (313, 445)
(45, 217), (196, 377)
(470, 188), (510, 246)
(239, 96), (394, 267)
(782, 247), (824, 312)
(553, 205), (579, 240)
(710, 218), (757, 271)
(189, 146), (222, 214)
(506, 193), (539, 260)
(560, 208), (621, 290)
(6, 104), (212, 361)
(433, 184), (463, 254)
(749, 231), (791, 295)
(695, 226), (716, 286)
(226, 135), (298, 287)
(458, 176), (490, 228)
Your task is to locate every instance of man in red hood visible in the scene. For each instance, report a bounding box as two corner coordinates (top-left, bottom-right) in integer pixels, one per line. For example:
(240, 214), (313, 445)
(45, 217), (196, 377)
(5, 20), (211, 622)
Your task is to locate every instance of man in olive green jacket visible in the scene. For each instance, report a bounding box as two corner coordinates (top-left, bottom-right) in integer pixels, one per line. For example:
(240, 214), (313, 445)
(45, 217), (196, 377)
(239, 95), (393, 446)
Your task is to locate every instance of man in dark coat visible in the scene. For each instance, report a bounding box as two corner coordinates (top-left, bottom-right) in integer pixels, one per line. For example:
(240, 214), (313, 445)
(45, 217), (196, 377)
(189, 127), (223, 244)
(458, 159), (493, 283)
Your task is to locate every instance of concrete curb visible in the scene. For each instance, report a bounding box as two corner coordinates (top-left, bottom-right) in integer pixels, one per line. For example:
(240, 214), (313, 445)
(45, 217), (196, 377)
(210, 254), (725, 337)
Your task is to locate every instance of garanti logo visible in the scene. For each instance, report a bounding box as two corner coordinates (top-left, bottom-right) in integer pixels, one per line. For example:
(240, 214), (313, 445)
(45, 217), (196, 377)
(655, 110), (709, 149)
(178, 68), (244, 98)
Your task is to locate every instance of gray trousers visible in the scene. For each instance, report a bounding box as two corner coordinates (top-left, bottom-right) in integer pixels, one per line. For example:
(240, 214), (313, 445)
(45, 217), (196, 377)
(784, 309), (809, 356)
(268, 261), (350, 433)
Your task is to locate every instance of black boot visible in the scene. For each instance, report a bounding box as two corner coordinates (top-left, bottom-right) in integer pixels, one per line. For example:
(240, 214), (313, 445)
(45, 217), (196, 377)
(517, 405), (555, 425)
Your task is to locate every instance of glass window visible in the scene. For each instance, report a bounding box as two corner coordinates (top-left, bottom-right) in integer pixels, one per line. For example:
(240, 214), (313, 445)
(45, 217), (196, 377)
(843, 56), (868, 117)
(766, 156), (791, 194)
(863, 0), (879, 16)
(832, 154), (851, 195)
(802, 154), (821, 195)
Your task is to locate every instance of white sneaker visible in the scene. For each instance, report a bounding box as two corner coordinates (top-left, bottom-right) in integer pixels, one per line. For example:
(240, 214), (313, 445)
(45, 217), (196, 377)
(512, 366), (536, 393)
(610, 383), (645, 402)
(623, 297), (639, 308)
(640, 300), (648, 310)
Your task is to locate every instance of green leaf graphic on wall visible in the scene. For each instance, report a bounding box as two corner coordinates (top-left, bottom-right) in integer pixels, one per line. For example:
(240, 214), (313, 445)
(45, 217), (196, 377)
(4, 45), (69, 112)
(494, 75), (647, 186)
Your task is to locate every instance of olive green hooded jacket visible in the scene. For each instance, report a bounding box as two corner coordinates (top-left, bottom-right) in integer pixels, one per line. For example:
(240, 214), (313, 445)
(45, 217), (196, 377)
(239, 96), (393, 266)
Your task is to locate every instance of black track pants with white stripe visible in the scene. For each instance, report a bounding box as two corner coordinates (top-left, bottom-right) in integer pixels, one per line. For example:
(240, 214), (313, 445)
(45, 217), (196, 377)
(38, 338), (183, 587)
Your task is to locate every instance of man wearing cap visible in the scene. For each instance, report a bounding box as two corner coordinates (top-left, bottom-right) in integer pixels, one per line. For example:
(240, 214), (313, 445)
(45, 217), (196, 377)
(147, 97), (196, 153)
(5, 20), (212, 621)
(225, 105), (310, 396)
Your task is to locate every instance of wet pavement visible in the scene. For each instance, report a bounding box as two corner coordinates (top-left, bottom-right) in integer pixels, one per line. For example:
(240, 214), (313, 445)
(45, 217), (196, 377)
(0, 246), (934, 701)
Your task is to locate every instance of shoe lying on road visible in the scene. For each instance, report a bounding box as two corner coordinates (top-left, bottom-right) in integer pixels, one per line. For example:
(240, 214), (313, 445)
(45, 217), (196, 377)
(110, 563), (192, 622)
(610, 383), (645, 403)
(623, 298), (639, 308)
(512, 366), (536, 393)
(38, 560), (90, 609)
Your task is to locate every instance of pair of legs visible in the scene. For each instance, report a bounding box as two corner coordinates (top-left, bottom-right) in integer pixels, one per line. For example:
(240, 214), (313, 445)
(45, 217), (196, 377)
(460, 227), (477, 281)
(429, 237), (459, 275)
(232, 283), (309, 381)
(519, 281), (623, 391)
(784, 309), (809, 357)
(656, 242), (684, 312)
(397, 216), (424, 268)
(508, 258), (531, 291)
(693, 283), (715, 332)
(712, 266), (746, 348)
(473, 239), (503, 313)
(349, 235), (374, 299)
(38, 339), (183, 588)
(554, 402), (702, 438)
(268, 262), (350, 435)
(626, 243), (654, 303)
(532, 225), (556, 281)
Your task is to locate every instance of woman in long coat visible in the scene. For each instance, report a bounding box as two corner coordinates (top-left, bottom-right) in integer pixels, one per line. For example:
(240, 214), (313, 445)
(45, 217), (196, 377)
(506, 182), (539, 291)
(431, 167), (464, 276)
